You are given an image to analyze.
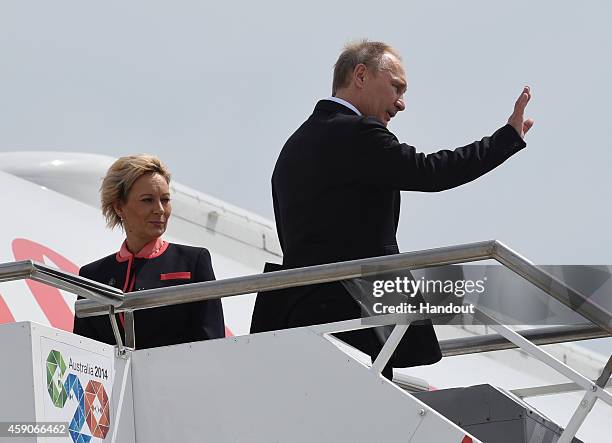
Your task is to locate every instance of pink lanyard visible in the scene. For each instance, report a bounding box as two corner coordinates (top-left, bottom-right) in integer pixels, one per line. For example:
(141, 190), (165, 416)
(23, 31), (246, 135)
(118, 255), (137, 328)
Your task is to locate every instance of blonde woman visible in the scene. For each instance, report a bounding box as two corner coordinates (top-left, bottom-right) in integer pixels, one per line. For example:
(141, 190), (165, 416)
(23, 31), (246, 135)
(73, 154), (224, 348)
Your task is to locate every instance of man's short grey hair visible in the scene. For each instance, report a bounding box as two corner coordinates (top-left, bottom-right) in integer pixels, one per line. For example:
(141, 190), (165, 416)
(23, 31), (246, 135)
(332, 40), (401, 96)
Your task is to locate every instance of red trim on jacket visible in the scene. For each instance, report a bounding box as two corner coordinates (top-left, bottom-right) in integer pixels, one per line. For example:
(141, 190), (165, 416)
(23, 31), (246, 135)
(160, 272), (191, 281)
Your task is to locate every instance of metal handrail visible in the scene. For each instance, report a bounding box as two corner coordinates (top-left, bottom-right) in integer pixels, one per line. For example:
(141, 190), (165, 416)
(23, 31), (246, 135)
(440, 324), (610, 357)
(0, 260), (123, 307)
(0, 257), (608, 357)
(1, 241), (610, 348)
(75, 239), (492, 316)
(2, 241), (610, 442)
(73, 240), (612, 335)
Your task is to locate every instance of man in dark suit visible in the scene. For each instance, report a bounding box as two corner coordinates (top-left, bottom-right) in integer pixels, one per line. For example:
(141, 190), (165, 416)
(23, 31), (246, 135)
(251, 40), (533, 378)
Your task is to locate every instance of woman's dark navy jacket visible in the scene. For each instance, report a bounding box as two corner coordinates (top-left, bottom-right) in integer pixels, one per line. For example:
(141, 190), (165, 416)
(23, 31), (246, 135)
(73, 240), (225, 348)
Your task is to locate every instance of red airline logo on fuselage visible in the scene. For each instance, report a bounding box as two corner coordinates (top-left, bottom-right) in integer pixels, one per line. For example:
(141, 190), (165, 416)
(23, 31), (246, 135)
(8, 238), (79, 331)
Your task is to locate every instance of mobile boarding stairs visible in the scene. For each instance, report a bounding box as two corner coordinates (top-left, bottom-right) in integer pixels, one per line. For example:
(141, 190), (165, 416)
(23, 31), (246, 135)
(0, 240), (610, 442)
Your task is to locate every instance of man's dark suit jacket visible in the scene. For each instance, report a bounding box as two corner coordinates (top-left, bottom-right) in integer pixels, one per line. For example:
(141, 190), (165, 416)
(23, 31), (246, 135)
(251, 99), (526, 367)
(74, 243), (225, 348)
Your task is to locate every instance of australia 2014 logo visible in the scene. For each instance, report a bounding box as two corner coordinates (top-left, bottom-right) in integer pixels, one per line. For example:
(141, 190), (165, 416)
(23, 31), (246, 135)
(46, 350), (110, 442)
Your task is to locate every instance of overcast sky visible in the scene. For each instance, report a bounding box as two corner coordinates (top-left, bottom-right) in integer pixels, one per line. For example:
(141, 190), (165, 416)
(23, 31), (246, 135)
(1, 0), (611, 264)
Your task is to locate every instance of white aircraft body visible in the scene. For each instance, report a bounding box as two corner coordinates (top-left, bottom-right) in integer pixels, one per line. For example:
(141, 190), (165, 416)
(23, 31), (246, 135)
(0, 151), (609, 441)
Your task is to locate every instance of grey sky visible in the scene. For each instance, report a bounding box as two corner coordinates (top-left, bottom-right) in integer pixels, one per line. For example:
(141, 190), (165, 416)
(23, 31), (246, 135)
(1, 0), (611, 264)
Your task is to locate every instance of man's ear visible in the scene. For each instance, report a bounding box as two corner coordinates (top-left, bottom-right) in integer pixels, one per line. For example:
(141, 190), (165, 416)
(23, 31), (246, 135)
(353, 63), (368, 90)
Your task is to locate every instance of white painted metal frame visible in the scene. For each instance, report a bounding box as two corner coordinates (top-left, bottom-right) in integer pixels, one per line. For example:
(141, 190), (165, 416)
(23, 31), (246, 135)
(511, 379), (612, 399)
(473, 309), (612, 443)
(311, 307), (612, 441)
(2, 239), (611, 440)
(312, 316), (413, 375)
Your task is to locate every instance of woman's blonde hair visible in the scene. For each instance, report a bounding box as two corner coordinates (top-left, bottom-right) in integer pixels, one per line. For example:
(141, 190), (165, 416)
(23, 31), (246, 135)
(100, 154), (171, 229)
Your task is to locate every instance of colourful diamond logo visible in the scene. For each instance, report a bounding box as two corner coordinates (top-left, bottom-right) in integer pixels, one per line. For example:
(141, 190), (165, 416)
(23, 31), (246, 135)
(44, 349), (110, 442)
(85, 380), (110, 439)
(64, 373), (91, 443)
(46, 350), (68, 407)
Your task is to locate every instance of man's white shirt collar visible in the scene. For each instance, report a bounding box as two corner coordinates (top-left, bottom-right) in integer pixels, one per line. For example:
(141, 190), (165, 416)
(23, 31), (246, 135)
(325, 96), (362, 116)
